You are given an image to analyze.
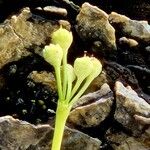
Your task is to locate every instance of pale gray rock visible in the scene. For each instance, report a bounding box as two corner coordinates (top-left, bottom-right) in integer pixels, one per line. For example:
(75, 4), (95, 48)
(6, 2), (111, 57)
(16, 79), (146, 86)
(28, 71), (57, 91)
(109, 12), (150, 43)
(119, 37), (139, 47)
(33, 127), (101, 150)
(0, 116), (101, 150)
(36, 6), (67, 17)
(134, 115), (150, 125)
(105, 128), (130, 149)
(141, 127), (150, 148)
(68, 83), (114, 127)
(114, 81), (150, 136)
(115, 137), (150, 150)
(105, 127), (150, 150)
(76, 2), (116, 50)
(62, 128), (101, 150)
(0, 116), (51, 150)
(145, 46), (150, 52)
(43, 6), (67, 16)
(0, 7), (70, 69)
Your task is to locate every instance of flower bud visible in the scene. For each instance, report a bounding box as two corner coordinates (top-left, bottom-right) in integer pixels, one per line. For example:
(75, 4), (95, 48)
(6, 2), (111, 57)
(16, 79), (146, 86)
(51, 27), (73, 54)
(43, 44), (63, 67)
(74, 56), (93, 80)
(89, 57), (102, 78)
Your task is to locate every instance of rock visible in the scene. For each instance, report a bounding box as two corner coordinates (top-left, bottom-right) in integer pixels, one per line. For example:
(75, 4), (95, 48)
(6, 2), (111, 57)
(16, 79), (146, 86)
(114, 81), (150, 136)
(105, 128), (130, 149)
(104, 61), (139, 89)
(32, 127), (101, 150)
(109, 12), (150, 43)
(0, 7), (70, 69)
(105, 126), (150, 150)
(28, 71), (57, 91)
(134, 115), (150, 125)
(119, 37), (139, 47)
(0, 115), (51, 150)
(68, 83), (114, 127)
(76, 2), (116, 51)
(141, 127), (150, 147)
(145, 46), (150, 53)
(58, 127), (101, 150)
(0, 116), (101, 150)
(127, 65), (150, 95)
(37, 6), (68, 17)
(115, 137), (150, 150)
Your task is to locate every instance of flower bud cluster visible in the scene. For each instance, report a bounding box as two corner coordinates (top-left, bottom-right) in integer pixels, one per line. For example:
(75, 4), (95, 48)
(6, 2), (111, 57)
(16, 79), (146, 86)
(43, 27), (103, 150)
(43, 26), (102, 104)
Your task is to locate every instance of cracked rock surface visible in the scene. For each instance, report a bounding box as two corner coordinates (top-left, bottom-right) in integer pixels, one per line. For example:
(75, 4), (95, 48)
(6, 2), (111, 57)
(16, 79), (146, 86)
(0, 116), (101, 150)
(114, 81), (150, 136)
(106, 127), (150, 150)
(0, 7), (69, 69)
(109, 12), (150, 43)
(76, 2), (116, 51)
(69, 83), (113, 127)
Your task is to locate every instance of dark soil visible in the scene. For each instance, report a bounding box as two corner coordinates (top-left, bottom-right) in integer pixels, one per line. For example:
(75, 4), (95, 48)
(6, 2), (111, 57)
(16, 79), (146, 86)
(0, 55), (58, 124)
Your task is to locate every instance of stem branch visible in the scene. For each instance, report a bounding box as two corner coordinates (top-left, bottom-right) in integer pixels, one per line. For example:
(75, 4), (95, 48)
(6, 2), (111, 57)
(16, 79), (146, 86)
(55, 66), (63, 99)
(51, 101), (71, 150)
(62, 54), (67, 99)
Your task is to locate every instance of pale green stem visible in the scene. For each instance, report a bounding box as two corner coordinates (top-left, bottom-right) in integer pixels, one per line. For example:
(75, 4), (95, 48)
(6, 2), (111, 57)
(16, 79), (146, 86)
(62, 53), (67, 99)
(51, 101), (71, 150)
(54, 66), (63, 99)
(65, 77), (72, 102)
(70, 77), (84, 99)
(69, 76), (94, 106)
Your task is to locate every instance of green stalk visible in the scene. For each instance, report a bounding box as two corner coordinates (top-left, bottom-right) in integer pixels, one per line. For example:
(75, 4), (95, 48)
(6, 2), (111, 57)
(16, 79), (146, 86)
(66, 77), (72, 103)
(51, 101), (71, 150)
(69, 76), (94, 106)
(70, 78), (84, 99)
(54, 66), (63, 99)
(62, 53), (67, 99)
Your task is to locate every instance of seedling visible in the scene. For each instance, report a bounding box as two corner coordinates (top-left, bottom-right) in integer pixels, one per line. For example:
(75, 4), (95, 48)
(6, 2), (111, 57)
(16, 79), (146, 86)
(43, 26), (102, 150)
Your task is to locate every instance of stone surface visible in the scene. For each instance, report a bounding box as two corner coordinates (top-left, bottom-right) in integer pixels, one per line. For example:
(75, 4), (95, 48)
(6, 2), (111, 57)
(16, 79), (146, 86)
(105, 128), (130, 149)
(127, 65), (150, 95)
(114, 81), (150, 136)
(30, 127), (101, 150)
(68, 83), (113, 127)
(0, 116), (51, 150)
(38, 6), (68, 16)
(115, 137), (150, 150)
(0, 7), (69, 69)
(134, 115), (150, 125)
(141, 127), (150, 148)
(105, 126), (150, 150)
(104, 61), (139, 89)
(109, 12), (150, 43)
(28, 71), (56, 91)
(119, 37), (139, 47)
(0, 116), (101, 150)
(58, 127), (101, 150)
(145, 46), (150, 53)
(76, 2), (116, 51)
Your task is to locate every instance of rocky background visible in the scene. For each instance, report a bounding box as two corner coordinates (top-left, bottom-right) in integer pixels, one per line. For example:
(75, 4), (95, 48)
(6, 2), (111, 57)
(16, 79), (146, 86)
(0, 0), (149, 150)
